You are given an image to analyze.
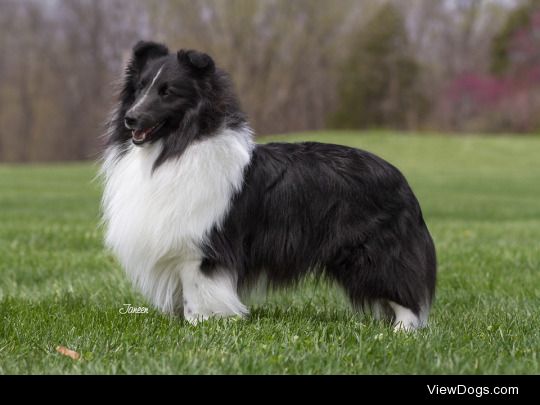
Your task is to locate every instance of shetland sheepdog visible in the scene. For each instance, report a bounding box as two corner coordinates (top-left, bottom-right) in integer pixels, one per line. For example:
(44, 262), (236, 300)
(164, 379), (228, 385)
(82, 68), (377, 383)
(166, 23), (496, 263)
(101, 41), (436, 331)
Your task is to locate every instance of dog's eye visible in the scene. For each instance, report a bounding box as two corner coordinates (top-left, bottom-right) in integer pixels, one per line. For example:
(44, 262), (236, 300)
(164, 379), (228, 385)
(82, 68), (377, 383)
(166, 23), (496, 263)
(158, 85), (170, 97)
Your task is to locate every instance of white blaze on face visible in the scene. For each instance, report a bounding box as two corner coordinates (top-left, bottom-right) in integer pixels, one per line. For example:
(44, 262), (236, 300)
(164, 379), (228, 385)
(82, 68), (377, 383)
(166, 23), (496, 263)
(129, 65), (165, 115)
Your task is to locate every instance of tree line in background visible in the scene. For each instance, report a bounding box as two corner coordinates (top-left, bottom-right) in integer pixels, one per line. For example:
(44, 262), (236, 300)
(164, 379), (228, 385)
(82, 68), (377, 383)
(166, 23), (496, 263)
(0, 0), (539, 162)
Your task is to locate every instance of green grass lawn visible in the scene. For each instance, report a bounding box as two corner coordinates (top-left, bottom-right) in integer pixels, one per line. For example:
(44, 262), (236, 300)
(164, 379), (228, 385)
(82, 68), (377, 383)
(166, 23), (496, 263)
(1, 131), (539, 374)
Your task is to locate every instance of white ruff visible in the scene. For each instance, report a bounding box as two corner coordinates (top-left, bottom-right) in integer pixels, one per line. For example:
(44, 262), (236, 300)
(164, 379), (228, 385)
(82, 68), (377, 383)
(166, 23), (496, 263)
(101, 127), (254, 315)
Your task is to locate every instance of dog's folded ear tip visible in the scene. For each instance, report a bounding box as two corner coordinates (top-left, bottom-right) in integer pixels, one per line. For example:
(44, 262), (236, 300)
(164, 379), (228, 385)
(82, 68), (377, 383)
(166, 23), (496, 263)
(130, 41), (169, 70)
(133, 40), (153, 52)
(188, 52), (209, 68)
(177, 49), (215, 73)
(133, 40), (169, 57)
(133, 40), (147, 50)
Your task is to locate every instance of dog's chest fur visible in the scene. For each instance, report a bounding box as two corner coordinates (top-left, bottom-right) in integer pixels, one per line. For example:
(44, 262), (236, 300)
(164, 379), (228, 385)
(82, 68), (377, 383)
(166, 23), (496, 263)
(101, 128), (253, 307)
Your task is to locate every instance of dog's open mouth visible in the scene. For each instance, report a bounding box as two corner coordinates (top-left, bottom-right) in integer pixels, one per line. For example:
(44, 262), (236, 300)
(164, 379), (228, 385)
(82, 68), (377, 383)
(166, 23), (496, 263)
(132, 121), (166, 145)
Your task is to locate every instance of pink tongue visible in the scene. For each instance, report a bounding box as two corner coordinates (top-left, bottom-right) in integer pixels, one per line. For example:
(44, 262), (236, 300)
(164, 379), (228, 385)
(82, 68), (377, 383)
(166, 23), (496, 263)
(133, 129), (147, 142)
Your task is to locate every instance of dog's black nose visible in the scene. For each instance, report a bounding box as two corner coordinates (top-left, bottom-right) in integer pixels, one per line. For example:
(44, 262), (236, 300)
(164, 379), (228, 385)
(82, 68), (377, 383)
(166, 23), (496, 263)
(124, 115), (137, 129)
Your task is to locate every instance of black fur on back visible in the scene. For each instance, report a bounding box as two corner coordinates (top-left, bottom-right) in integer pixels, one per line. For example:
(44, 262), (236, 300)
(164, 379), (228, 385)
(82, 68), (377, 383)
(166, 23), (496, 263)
(202, 142), (437, 316)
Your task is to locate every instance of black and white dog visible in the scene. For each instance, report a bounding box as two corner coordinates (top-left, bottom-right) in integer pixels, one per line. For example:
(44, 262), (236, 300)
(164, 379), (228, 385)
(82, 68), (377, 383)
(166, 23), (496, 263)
(101, 41), (436, 331)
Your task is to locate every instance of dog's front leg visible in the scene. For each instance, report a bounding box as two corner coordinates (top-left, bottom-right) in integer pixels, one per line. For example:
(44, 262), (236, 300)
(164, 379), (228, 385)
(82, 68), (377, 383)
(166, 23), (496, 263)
(179, 260), (248, 324)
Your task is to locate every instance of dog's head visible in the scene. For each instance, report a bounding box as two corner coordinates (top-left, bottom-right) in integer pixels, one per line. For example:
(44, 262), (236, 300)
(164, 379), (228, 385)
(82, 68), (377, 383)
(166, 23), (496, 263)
(121, 41), (219, 146)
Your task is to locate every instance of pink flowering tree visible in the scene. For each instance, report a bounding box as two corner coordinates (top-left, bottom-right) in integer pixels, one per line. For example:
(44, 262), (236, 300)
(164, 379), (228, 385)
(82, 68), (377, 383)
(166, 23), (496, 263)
(442, 7), (540, 133)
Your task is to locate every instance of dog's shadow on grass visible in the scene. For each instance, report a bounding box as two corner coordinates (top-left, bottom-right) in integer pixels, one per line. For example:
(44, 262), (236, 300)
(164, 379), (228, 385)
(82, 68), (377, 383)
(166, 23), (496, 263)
(239, 303), (406, 334)
(246, 305), (365, 325)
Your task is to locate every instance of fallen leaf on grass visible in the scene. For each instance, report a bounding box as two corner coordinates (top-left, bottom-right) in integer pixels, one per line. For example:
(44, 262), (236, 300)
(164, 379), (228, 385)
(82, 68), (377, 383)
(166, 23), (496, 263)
(56, 346), (80, 360)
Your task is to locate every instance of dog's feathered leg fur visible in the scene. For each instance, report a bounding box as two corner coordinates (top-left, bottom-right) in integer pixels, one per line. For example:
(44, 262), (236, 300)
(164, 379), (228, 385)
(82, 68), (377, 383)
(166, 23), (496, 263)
(180, 262), (248, 324)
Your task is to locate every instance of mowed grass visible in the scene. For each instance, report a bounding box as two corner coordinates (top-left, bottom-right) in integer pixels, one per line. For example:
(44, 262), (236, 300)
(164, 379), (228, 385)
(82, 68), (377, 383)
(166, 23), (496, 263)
(1, 131), (539, 374)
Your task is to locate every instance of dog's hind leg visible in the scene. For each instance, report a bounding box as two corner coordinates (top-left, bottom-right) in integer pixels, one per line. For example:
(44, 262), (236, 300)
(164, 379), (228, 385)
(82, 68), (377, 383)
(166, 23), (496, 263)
(179, 260), (248, 325)
(388, 301), (424, 332)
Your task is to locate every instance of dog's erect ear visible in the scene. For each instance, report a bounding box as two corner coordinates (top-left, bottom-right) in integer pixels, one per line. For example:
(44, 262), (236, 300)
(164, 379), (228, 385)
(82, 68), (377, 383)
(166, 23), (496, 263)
(131, 41), (169, 71)
(177, 49), (215, 75)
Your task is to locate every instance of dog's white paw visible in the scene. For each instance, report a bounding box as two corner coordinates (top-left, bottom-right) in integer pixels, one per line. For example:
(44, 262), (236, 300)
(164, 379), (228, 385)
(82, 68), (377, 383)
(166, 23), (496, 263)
(184, 311), (246, 325)
(185, 313), (209, 325)
(393, 320), (418, 332)
(389, 301), (422, 332)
